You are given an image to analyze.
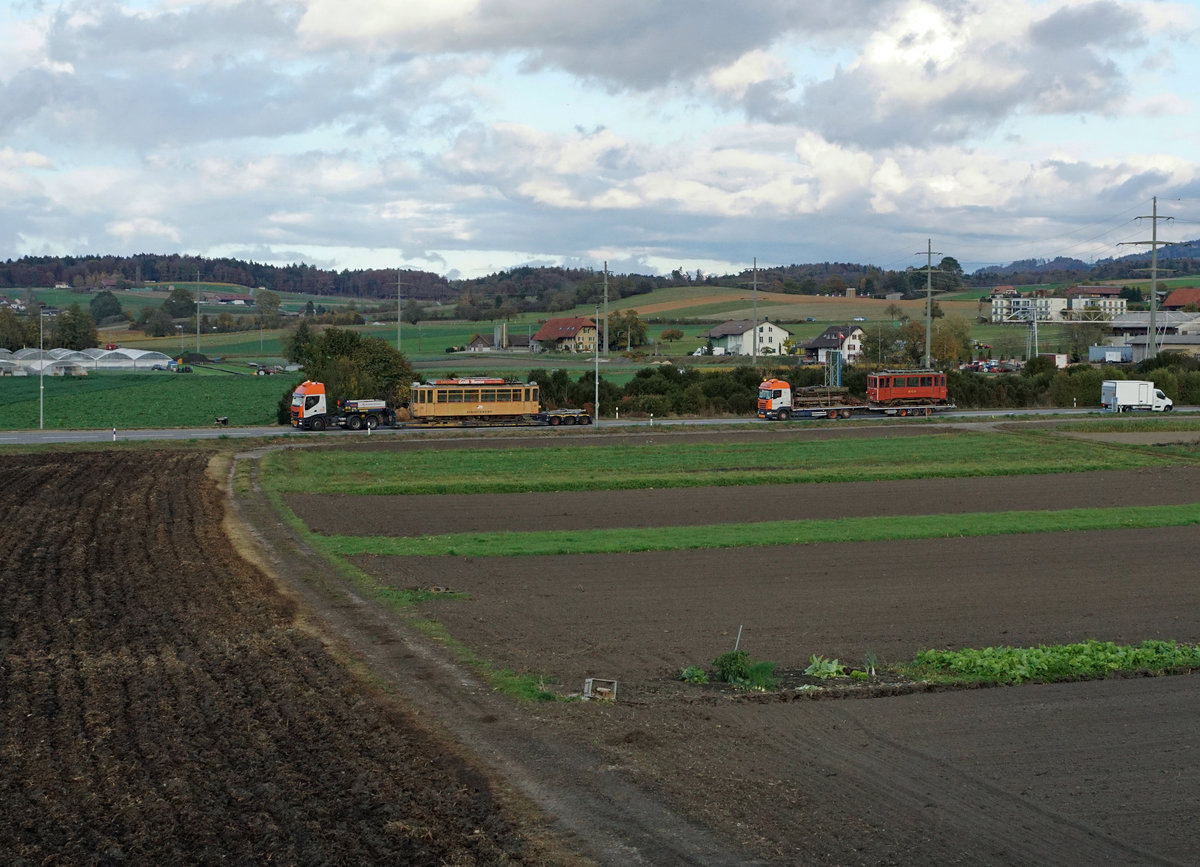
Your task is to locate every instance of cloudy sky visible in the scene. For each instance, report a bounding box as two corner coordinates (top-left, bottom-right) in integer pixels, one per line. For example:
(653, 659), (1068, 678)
(2, 0), (1198, 279)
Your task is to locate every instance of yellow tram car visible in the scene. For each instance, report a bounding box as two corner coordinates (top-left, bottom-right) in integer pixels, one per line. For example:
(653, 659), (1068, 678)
(408, 377), (543, 424)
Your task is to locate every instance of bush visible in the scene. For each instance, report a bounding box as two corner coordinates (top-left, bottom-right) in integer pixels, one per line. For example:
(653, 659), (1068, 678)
(711, 650), (779, 691)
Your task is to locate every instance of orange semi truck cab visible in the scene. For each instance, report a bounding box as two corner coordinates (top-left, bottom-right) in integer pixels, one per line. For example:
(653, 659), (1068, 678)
(290, 380), (395, 431)
(757, 379), (794, 419)
(291, 380), (329, 427)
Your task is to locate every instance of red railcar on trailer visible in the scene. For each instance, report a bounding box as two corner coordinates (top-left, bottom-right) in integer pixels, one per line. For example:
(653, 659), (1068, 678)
(866, 369), (949, 407)
(758, 369), (953, 420)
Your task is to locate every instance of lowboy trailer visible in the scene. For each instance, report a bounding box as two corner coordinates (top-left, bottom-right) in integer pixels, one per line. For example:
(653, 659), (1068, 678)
(757, 370), (953, 420)
(290, 378), (593, 430)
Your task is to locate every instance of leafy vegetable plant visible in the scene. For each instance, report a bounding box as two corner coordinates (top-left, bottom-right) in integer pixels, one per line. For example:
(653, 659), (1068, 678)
(804, 655), (846, 679)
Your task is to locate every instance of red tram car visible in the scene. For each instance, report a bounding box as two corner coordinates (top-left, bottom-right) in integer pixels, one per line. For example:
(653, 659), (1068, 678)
(866, 369), (949, 406)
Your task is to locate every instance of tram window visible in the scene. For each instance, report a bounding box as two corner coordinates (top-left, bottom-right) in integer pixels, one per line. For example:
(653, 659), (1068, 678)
(448, 390), (463, 403)
(921, 376), (932, 387)
(481, 389), (496, 401)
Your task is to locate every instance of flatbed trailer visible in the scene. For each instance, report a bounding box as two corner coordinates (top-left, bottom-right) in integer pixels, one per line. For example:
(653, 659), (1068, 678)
(773, 402), (950, 420)
(757, 372), (953, 420)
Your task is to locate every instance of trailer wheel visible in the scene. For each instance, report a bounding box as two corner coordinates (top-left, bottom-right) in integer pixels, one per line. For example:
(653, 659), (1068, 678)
(841, 409), (851, 419)
(899, 408), (908, 417)
(826, 409), (837, 419)
(778, 409), (790, 421)
(310, 417), (326, 431)
(549, 416), (561, 426)
(346, 414), (363, 431)
(366, 414), (379, 429)
(578, 414), (592, 425)
(924, 407), (932, 417)
(564, 415), (576, 425)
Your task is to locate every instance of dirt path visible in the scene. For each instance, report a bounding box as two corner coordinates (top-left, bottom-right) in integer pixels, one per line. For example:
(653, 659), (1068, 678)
(230, 448), (753, 866)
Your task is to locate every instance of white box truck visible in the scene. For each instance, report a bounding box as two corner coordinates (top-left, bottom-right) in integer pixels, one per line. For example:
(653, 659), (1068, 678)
(1101, 380), (1173, 412)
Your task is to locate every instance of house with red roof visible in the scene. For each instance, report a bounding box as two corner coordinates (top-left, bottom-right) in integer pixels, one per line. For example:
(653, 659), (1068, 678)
(531, 316), (597, 352)
(1162, 287), (1200, 310)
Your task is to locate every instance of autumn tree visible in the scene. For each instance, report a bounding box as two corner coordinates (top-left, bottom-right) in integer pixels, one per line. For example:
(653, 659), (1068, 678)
(608, 309), (647, 350)
(0, 307), (35, 350)
(163, 286), (196, 318)
(88, 290), (123, 324)
(285, 325), (413, 405)
(49, 303), (98, 350)
(255, 288), (282, 323)
(143, 309), (177, 338)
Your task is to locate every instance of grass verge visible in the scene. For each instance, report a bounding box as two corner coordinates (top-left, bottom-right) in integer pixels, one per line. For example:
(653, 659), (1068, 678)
(262, 485), (559, 700)
(314, 502), (1200, 557)
(1058, 418), (1200, 433)
(260, 431), (1170, 495)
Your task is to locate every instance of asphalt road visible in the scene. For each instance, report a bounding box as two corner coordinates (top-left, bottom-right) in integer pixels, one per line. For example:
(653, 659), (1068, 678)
(4, 406), (1192, 446)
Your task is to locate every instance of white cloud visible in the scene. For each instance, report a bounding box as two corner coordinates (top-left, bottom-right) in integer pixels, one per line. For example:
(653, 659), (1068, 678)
(0, 0), (1197, 276)
(297, 0), (480, 46)
(708, 50), (790, 98)
(107, 216), (180, 243)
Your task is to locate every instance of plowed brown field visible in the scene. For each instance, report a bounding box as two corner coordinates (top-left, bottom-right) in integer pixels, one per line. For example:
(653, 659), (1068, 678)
(0, 451), (546, 864)
(13, 432), (1198, 866)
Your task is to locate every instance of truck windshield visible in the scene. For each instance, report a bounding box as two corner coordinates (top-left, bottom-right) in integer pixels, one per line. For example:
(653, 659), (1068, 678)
(758, 388), (774, 399)
(291, 394), (303, 406)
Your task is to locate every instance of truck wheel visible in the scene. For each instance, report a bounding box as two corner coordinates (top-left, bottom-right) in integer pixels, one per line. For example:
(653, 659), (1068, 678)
(346, 415), (363, 431)
(777, 409), (790, 421)
(1165, 405), (1174, 413)
(310, 417), (326, 431)
(366, 414), (379, 429)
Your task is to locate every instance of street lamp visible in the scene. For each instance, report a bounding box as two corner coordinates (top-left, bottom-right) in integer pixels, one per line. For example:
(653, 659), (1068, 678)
(594, 304), (600, 424)
(39, 308), (45, 430)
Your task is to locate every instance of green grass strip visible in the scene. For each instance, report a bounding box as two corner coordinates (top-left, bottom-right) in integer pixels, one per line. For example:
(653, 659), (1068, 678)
(261, 479), (559, 700)
(261, 431), (1169, 495)
(315, 502), (1200, 558)
(1058, 418), (1200, 433)
(902, 639), (1200, 685)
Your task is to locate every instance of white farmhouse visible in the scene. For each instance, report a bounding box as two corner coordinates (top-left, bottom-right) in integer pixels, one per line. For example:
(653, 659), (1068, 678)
(699, 319), (792, 355)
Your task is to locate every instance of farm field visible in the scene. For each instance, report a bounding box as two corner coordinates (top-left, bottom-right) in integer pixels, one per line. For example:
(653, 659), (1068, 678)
(0, 450), (555, 864)
(0, 373), (295, 429)
(246, 424), (1200, 863)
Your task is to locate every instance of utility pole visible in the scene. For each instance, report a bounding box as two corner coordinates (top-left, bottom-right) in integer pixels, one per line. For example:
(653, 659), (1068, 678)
(603, 262), (609, 358)
(1120, 196), (1176, 362)
(395, 273), (413, 353)
(594, 303), (600, 424)
(195, 269), (201, 354)
(741, 257), (763, 364)
(39, 307), (44, 430)
(915, 240), (941, 368)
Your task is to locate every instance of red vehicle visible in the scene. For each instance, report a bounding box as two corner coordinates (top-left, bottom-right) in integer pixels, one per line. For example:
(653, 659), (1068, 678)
(866, 369), (948, 407)
(758, 369), (952, 420)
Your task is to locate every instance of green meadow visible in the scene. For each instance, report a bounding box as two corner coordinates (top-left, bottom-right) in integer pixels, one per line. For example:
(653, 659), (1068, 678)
(260, 431), (1168, 496)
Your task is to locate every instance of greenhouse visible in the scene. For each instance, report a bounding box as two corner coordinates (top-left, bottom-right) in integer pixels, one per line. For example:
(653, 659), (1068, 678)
(1, 347), (175, 374)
